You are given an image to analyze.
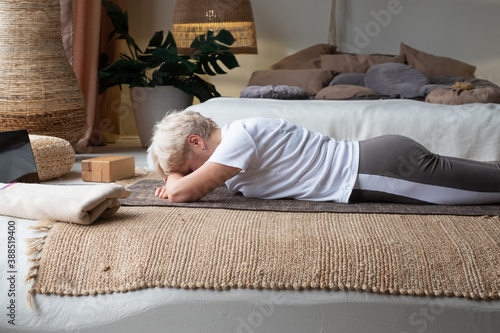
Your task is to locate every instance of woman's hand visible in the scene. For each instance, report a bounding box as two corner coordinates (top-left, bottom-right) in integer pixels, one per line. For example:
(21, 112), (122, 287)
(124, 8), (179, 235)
(154, 174), (182, 199)
(156, 163), (240, 203)
(155, 185), (169, 199)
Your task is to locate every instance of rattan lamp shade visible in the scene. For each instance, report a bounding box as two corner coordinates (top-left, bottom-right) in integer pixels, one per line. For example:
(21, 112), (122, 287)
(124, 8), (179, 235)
(172, 0), (257, 54)
(0, 0), (86, 146)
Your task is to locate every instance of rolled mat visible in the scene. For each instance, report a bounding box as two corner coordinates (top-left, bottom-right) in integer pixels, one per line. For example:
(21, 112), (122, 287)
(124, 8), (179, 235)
(0, 182), (130, 225)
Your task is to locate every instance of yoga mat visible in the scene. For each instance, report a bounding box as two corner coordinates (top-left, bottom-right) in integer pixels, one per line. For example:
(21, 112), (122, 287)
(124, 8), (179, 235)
(121, 180), (500, 216)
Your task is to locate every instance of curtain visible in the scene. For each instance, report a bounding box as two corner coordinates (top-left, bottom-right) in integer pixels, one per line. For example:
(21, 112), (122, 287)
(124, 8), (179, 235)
(328, 0), (337, 46)
(329, 0), (346, 48)
(60, 0), (126, 151)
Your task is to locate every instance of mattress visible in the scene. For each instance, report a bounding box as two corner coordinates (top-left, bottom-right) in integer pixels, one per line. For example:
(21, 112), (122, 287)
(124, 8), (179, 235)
(187, 97), (500, 162)
(1, 215), (500, 333)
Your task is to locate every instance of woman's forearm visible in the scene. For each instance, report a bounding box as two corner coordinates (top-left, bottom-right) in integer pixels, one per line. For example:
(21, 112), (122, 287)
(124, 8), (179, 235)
(157, 163), (240, 203)
(164, 172), (197, 202)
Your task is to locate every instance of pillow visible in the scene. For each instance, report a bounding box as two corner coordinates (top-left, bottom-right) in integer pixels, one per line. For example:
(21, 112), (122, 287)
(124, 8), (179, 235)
(418, 84), (449, 97)
(240, 85), (309, 99)
(329, 73), (366, 86)
(400, 43), (476, 77)
(364, 63), (429, 98)
(315, 85), (379, 100)
(247, 69), (336, 96)
(320, 53), (405, 73)
(29, 135), (75, 181)
(269, 44), (337, 70)
(425, 86), (500, 105)
(428, 76), (499, 88)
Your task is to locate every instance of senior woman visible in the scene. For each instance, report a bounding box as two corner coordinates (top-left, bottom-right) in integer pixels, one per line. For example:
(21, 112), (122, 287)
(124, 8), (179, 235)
(149, 110), (500, 205)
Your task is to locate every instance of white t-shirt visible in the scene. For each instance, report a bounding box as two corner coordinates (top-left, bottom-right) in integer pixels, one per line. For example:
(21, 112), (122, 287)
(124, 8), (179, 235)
(207, 118), (359, 202)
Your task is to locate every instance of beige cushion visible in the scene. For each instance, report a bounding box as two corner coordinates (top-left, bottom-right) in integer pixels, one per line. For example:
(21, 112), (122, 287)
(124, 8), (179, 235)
(29, 135), (75, 181)
(320, 53), (405, 73)
(425, 86), (500, 105)
(400, 43), (476, 77)
(247, 69), (336, 96)
(269, 44), (337, 70)
(315, 85), (379, 100)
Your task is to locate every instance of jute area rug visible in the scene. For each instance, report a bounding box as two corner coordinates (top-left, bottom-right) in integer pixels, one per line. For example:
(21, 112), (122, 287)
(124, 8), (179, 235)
(28, 205), (500, 304)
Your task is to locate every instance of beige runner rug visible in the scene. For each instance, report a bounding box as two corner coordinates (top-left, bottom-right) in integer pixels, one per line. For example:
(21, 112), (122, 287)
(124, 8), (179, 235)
(27, 206), (500, 304)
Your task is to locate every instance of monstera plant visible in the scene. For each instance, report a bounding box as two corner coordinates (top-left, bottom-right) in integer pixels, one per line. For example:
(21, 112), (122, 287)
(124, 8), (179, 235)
(98, 0), (240, 146)
(98, 0), (240, 103)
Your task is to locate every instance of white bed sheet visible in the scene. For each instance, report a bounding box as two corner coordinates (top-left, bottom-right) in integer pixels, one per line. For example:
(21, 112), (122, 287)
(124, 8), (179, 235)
(188, 97), (500, 162)
(2, 215), (500, 333)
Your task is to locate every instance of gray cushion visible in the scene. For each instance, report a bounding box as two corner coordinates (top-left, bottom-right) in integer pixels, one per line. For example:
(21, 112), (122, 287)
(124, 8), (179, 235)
(365, 63), (429, 98)
(316, 85), (378, 100)
(240, 85), (310, 99)
(428, 76), (500, 89)
(419, 84), (449, 97)
(329, 73), (366, 87)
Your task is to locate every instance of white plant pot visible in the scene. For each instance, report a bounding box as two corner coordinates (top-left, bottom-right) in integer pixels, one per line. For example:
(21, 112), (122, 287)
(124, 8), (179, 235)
(130, 86), (193, 147)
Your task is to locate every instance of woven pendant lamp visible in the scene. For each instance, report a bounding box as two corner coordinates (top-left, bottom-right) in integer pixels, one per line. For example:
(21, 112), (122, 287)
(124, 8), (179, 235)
(0, 0), (86, 146)
(172, 0), (257, 54)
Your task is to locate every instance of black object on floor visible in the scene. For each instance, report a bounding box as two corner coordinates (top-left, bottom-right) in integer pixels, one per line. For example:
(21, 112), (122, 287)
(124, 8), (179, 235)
(0, 129), (39, 183)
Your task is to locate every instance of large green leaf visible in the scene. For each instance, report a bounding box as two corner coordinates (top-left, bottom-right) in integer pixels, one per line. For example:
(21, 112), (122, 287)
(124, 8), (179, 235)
(100, 58), (149, 74)
(161, 31), (178, 52)
(172, 76), (221, 103)
(101, 0), (142, 57)
(217, 52), (239, 69)
(100, 1), (239, 101)
(190, 29), (235, 54)
(98, 58), (150, 93)
(214, 29), (236, 47)
(194, 52), (239, 76)
(152, 49), (197, 73)
(147, 31), (164, 49)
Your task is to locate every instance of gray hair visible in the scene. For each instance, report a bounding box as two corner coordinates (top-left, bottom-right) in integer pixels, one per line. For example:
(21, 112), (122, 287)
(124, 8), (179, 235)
(149, 110), (219, 177)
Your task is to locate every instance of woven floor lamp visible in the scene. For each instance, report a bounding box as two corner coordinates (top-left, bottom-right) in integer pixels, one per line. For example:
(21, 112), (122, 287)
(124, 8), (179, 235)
(172, 0), (257, 54)
(0, 0), (86, 146)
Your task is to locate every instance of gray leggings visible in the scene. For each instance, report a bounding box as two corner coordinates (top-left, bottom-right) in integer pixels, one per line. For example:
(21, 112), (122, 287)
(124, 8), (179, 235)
(349, 135), (500, 205)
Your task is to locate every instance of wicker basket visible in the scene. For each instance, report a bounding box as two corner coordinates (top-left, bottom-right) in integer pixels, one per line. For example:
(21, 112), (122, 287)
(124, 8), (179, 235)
(0, 0), (86, 146)
(29, 135), (75, 181)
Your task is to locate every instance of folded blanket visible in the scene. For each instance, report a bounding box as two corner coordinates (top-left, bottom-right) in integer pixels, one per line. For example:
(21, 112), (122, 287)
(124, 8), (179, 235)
(0, 182), (131, 225)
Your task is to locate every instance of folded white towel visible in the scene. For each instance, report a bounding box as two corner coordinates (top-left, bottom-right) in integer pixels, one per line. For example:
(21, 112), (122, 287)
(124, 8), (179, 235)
(0, 182), (131, 225)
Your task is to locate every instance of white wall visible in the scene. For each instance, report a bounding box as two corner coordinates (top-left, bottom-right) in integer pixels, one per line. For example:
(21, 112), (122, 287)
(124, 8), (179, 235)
(126, 0), (500, 99)
(338, 0), (500, 85)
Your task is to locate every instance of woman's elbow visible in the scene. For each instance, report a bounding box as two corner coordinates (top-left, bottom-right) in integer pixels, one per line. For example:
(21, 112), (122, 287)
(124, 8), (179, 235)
(168, 196), (193, 203)
(167, 188), (197, 203)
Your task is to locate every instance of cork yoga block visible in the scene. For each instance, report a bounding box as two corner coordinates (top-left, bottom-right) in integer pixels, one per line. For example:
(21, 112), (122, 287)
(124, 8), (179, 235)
(82, 156), (135, 183)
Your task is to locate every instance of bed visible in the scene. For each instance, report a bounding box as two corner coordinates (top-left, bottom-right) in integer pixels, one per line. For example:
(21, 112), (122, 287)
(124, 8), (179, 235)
(189, 97), (500, 162)
(2, 43), (500, 333)
(197, 43), (500, 161)
(197, 43), (500, 163)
